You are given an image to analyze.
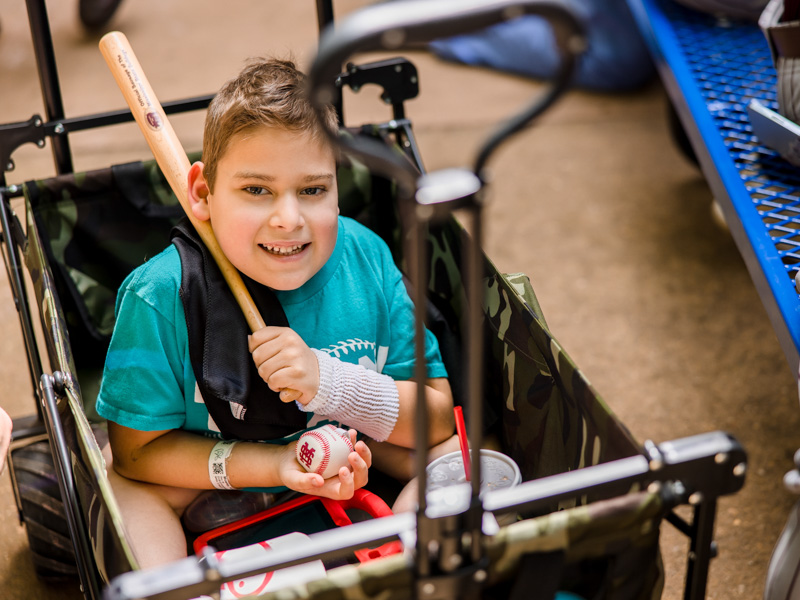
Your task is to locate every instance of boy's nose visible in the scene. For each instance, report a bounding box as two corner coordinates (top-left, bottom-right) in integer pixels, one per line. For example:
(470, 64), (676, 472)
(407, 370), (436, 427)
(269, 193), (304, 230)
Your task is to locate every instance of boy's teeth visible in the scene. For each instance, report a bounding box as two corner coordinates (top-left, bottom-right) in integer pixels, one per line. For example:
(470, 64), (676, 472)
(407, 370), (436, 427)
(262, 244), (304, 256)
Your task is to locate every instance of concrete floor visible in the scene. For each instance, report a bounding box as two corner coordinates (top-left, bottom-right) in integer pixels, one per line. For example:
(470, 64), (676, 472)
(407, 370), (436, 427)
(2, 1), (800, 598)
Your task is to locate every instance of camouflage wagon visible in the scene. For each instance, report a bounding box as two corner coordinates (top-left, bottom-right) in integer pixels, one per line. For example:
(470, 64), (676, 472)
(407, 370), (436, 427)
(0, 1), (747, 599)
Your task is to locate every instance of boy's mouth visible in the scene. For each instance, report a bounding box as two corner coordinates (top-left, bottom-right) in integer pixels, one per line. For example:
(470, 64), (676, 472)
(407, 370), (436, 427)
(259, 243), (309, 257)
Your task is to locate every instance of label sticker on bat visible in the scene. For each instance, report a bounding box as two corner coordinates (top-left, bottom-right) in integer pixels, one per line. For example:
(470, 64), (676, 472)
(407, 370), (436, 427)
(145, 111), (163, 130)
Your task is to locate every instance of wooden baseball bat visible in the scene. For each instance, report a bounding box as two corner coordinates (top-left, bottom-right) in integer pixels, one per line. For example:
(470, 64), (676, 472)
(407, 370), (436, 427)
(99, 31), (300, 402)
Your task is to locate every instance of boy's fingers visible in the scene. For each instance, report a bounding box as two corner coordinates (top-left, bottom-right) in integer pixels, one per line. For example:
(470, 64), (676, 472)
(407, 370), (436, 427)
(335, 468), (355, 498)
(286, 469), (323, 490)
(255, 360), (288, 390)
(287, 463), (358, 499)
(354, 440), (372, 468)
(347, 449), (369, 489)
(280, 389), (302, 403)
(265, 366), (303, 402)
(248, 327), (282, 350)
(349, 449), (367, 471)
(258, 362), (306, 403)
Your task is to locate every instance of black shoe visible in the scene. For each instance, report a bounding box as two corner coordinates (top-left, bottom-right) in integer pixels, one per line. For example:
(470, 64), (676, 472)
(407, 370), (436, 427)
(78, 0), (124, 30)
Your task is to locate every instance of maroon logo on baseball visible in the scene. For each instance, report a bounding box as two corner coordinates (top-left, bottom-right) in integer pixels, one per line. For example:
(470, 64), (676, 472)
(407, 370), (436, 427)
(297, 442), (315, 468)
(145, 111), (162, 130)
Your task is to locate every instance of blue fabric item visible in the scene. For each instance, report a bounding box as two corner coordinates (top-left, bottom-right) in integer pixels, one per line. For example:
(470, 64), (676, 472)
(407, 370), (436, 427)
(429, 0), (655, 91)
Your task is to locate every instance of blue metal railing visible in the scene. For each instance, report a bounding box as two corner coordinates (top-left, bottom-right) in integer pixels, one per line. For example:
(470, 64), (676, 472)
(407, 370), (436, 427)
(628, 0), (800, 372)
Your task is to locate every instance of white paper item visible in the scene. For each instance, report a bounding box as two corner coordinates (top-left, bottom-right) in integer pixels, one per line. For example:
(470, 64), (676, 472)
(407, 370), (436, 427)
(216, 532), (326, 599)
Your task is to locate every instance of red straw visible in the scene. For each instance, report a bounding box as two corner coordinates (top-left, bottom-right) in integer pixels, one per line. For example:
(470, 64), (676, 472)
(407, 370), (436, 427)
(454, 406), (471, 481)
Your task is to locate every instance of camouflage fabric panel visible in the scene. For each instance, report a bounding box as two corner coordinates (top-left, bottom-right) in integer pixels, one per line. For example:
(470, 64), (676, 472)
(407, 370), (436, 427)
(256, 491), (663, 600)
(23, 201), (138, 582)
(23, 194), (81, 382)
(337, 134), (644, 492)
(24, 161), (183, 369)
(487, 491), (664, 600)
(426, 219), (469, 324)
(337, 129), (405, 263)
(337, 152), (373, 218)
(420, 218), (641, 503)
(483, 268), (642, 489)
(259, 553), (414, 600)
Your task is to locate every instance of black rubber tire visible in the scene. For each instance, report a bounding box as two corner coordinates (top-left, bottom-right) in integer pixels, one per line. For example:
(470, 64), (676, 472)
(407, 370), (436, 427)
(78, 0), (124, 30)
(667, 100), (699, 167)
(11, 440), (78, 582)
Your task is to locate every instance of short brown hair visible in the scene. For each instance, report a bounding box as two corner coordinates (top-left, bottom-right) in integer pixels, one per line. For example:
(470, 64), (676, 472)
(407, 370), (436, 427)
(202, 58), (339, 192)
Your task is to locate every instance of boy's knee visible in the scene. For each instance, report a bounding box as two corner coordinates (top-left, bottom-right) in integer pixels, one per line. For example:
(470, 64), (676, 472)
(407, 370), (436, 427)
(160, 486), (203, 515)
(106, 460), (200, 515)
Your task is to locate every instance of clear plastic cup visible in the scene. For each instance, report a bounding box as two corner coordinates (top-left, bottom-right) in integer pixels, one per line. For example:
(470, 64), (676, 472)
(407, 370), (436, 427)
(425, 449), (521, 526)
(426, 449), (521, 495)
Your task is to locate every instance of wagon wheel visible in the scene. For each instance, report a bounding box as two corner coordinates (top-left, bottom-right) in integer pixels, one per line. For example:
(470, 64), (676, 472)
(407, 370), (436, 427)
(667, 99), (699, 167)
(11, 440), (78, 581)
(78, 0), (124, 30)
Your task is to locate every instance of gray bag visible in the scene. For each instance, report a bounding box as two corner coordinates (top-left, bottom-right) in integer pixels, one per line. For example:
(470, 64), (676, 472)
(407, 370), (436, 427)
(672, 0), (769, 21)
(760, 0), (800, 124)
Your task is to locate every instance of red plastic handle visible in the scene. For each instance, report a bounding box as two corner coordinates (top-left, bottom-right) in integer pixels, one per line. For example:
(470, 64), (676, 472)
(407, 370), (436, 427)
(193, 488), (403, 562)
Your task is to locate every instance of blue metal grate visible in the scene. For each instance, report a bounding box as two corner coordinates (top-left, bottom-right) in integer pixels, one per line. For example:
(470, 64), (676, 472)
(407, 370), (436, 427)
(630, 0), (800, 368)
(660, 1), (800, 280)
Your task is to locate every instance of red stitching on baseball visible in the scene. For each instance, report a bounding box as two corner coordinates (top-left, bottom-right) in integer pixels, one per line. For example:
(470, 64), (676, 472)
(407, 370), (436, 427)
(337, 428), (355, 453)
(306, 429), (331, 477)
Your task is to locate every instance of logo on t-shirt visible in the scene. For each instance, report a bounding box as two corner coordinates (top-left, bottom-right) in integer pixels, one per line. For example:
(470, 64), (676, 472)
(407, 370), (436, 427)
(319, 339), (388, 373)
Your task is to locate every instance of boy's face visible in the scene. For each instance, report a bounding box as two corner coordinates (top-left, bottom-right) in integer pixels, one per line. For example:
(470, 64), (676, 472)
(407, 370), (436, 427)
(200, 126), (339, 291)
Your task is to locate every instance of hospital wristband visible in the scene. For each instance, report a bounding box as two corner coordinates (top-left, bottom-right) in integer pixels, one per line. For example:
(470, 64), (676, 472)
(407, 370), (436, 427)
(208, 440), (238, 490)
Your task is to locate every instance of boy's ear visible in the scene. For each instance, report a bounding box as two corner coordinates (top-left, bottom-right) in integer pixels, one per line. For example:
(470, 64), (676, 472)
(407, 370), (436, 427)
(187, 161), (211, 221)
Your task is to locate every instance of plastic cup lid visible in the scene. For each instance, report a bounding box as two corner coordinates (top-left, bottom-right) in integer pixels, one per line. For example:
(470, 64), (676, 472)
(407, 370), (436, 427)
(426, 449), (521, 495)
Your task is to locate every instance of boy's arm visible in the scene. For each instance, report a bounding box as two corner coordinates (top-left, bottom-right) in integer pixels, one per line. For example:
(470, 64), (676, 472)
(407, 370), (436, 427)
(388, 377), (454, 448)
(249, 327), (455, 448)
(249, 328), (454, 447)
(107, 422), (370, 498)
(366, 377), (456, 481)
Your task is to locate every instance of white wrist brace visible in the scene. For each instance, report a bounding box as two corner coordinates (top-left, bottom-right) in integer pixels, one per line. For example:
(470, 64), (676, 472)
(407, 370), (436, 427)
(300, 349), (399, 442)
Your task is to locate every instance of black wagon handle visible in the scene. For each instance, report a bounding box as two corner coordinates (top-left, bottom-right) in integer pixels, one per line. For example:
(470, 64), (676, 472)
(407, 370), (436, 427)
(309, 0), (586, 575)
(307, 0), (586, 189)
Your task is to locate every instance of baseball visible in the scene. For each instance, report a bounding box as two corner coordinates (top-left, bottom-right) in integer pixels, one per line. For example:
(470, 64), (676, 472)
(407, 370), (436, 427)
(295, 425), (355, 479)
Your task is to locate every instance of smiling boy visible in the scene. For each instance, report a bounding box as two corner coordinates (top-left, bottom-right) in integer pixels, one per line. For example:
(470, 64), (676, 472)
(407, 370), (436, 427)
(96, 58), (455, 568)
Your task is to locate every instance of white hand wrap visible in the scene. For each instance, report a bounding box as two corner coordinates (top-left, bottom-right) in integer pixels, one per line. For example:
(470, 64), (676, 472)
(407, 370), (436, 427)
(299, 349), (400, 442)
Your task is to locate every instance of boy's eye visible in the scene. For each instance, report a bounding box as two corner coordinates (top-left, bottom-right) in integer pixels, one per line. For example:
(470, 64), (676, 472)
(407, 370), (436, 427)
(243, 186), (269, 196)
(301, 186), (325, 197)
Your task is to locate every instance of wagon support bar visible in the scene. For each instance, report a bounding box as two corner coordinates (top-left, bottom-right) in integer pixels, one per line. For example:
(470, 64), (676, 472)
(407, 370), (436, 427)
(0, 96), (214, 187)
(40, 372), (104, 600)
(101, 430), (746, 600)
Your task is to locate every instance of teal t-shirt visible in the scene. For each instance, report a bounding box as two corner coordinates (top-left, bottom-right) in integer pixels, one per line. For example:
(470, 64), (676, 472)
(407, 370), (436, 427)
(96, 216), (446, 442)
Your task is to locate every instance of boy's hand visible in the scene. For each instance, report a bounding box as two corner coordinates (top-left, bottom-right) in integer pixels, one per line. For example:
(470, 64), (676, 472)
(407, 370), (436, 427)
(280, 430), (371, 500)
(249, 326), (319, 405)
